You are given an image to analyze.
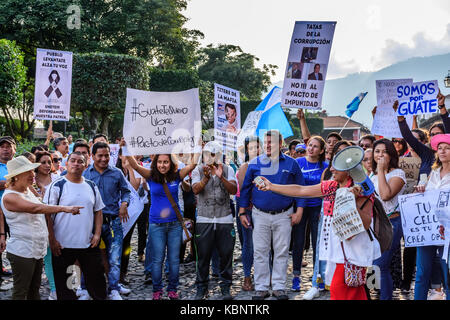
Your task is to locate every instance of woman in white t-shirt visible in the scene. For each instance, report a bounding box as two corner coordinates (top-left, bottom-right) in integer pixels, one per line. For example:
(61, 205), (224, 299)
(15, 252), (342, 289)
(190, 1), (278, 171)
(414, 133), (450, 300)
(370, 138), (406, 300)
(1, 156), (81, 300)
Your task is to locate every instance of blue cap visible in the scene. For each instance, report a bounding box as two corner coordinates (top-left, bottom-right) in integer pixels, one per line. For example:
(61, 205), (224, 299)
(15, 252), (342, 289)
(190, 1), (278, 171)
(295, 143), (306, 152)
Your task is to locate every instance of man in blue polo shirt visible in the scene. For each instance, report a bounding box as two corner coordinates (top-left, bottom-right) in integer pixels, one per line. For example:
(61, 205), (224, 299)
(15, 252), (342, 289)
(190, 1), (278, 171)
(0, 136), (15, 280)
(83, 142), (131, 300)
(239, 130), (305, 300)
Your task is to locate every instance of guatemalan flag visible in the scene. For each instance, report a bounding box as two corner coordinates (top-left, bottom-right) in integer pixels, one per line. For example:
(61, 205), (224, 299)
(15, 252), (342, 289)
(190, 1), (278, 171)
(345, 92), (367, 118)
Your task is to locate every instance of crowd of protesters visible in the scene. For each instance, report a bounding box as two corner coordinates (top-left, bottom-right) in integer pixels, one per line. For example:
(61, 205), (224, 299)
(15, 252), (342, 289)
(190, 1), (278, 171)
(0, 90), (449, 301)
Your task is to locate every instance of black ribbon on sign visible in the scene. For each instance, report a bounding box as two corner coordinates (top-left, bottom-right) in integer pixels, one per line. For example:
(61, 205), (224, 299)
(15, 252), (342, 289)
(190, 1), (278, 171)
(44, 70), (62, 98)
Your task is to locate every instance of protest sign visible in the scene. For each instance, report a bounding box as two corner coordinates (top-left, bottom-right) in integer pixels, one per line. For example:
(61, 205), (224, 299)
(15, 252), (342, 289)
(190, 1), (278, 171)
(123, 88), (201, 155)
(236, 111), (263, 149)
(399, 157), (421, 194)
(214, 83), (240, 151)
(33, 48), (73, 121)
(399, 189), (448, 247)
(121, 179), (145, 237)
(281, 21), (336, 110)
(372, 79), (414, 138)
(332, 188), (365, 241)
(396, 80), (439, 116)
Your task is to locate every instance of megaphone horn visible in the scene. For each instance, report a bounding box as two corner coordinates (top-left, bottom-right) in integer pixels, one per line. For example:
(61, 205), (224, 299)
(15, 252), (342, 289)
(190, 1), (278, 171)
(332, 146), (375, 196)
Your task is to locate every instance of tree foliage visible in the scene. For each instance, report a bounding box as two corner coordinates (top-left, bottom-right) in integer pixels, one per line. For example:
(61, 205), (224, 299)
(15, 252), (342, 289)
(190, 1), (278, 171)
(0, 0), (203, 70)
(71, 52), (149, 135)
(197, 44), (277, 100)
(0, 39), (33, 140)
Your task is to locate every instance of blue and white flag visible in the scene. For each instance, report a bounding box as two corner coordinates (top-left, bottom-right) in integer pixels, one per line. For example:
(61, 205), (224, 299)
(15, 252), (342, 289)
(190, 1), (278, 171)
(345, 92), (367, 118)
(236, 86), (293, 148)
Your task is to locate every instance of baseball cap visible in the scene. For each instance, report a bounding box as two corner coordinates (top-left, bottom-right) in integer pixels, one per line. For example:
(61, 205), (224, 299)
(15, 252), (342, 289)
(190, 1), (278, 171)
(295, 143), (306, 152)
(0, 136), (16, 146)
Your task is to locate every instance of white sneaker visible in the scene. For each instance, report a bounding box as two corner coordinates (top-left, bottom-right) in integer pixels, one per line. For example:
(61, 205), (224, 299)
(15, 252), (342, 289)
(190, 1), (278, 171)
(302, 287), (320, 300)
(78, 292), (91, 300)
(76, 288), (87, 297)
(428, 289), (444, 300)
(48, 290), (57, 300)
(108, 289), (123, 300)
(119, 284), (131, 295)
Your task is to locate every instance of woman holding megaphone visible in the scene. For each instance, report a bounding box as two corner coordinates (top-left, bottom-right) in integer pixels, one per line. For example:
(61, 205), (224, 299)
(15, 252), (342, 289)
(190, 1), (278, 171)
(254, 162), (381, 300)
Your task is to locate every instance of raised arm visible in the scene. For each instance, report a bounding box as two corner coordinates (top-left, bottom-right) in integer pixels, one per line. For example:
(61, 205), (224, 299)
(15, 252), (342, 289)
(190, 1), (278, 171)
(297, 109), (311, 141)
(126, 155), (151, 180)
(438, 89), (450, 133)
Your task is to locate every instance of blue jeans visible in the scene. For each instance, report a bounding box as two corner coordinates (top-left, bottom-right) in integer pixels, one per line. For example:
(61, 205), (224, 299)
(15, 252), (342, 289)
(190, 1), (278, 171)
(236, 197), (254, 277)
(292, 205), (321, 276)
(101, 216), (123, 292)
(414, 245), (450, 300)
(149, 221), (182, 292)
(373, 216), (403, 300)
(311, 209), (326, 288)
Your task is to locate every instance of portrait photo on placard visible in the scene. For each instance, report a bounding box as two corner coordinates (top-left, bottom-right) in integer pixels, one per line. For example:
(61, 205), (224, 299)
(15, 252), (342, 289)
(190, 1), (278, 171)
(306, 63), (327, 81)
(286, 62), (304, 79)
(300, 47), (318, 63)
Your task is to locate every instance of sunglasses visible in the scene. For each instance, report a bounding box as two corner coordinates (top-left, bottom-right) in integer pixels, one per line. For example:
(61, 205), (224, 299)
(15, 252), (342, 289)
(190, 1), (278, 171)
(53, 158), (62, 163)
(360, 144), (371, 149)
(392, 139), (403, 144)
(430, 132), (440, 137)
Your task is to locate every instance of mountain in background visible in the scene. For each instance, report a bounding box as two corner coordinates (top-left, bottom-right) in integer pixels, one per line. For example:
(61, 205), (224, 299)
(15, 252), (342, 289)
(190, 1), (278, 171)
(270, 53), (450, 127)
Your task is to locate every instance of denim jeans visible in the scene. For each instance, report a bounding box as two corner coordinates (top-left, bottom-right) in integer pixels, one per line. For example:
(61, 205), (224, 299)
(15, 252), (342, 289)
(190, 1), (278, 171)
(292, 205), (321, 276)
(149, 221), (182, 292)
(236, 197), (254, 278)
(101, 216), (123, 292)
(414, 245), (450, 300)
(311, 209), (327, 288)
(373, 216), (403, 300)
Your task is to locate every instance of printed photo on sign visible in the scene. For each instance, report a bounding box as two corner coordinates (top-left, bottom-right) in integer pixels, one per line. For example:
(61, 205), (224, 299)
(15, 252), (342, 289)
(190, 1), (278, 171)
(281, 21), (336, 110)
(214, 83), (241, 151)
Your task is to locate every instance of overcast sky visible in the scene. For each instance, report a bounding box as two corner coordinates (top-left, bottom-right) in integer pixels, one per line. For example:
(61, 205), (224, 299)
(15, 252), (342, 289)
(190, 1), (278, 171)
(183, 0), (450, 82)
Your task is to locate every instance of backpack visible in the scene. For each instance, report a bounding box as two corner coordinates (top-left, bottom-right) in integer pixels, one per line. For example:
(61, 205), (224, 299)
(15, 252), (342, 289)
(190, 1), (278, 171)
(367, 196), (393, 254)
(52, 178), (96, 205)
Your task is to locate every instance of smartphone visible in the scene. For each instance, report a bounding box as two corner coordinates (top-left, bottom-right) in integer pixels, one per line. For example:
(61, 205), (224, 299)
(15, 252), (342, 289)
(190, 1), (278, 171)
(254, 176), (265, 187)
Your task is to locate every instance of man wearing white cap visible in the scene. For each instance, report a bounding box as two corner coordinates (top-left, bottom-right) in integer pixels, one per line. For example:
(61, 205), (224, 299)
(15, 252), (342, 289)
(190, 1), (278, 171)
(191, 141), (237, 300)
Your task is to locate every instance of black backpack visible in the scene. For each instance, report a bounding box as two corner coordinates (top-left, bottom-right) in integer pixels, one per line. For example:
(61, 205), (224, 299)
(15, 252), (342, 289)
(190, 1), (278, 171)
(367, 196), (393, 254)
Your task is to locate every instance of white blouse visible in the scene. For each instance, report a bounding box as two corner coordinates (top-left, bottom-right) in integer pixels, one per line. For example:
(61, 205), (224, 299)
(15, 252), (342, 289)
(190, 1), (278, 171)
(1, 189), (48, 259)
(371, 168), (407, 214)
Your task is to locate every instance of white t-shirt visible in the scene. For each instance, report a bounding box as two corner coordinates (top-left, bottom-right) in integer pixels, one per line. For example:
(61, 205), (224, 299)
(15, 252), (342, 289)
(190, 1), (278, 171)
(43, 177), (105, 249)
(371, 168), (407, 214)
(192, 164), (237, 224)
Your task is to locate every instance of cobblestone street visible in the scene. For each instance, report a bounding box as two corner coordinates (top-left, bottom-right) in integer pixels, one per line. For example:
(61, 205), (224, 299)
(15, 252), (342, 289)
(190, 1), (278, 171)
(0, 225), (417, 301)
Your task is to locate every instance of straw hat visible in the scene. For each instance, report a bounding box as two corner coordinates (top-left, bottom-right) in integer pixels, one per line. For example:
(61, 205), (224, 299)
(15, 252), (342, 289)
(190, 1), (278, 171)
(4, 156), (41, 180)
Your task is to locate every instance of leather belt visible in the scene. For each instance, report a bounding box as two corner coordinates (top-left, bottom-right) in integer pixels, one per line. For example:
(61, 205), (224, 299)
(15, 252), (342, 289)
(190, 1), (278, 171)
(254, 205), (292, 215)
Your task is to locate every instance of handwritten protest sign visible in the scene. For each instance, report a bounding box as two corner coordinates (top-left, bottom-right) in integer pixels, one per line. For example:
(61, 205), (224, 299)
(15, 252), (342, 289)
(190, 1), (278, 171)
(332, 188), (365, 241)
(399, 189), (448, 247)
(33, 48), (73, 121)
(214, 83), (240, 151)
(281, 21), (336, 110)
(372, 79), (414, 138)
(123, 88), (201, 155)
(399, 157), (421, 194)
(396, 80), (439, 116)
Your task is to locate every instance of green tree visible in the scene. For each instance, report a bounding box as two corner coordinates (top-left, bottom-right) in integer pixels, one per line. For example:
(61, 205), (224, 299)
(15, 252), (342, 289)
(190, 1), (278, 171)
(197, 44), (277, 100)
(71, 52), (149, 136)
(0, 39), (33, 140)
(0, 0), (203, 71)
